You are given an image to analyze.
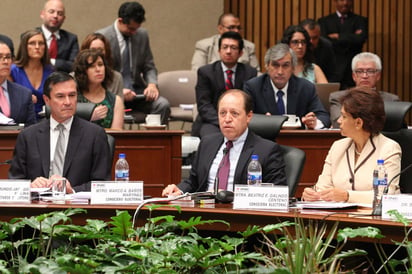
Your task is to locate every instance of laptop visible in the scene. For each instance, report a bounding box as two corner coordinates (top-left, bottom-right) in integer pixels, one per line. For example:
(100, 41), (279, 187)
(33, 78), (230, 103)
(315, 83), (341, 112)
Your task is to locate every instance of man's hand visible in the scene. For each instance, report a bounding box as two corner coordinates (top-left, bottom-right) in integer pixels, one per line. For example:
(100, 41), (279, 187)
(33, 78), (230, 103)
(123, 88), (137, 102)
(143, 83), (159, 101)
(328, 33), (339, 40)
(301, 112), (317, 129)
(162, 184), (182, 196)
(31, 176), (51, 188)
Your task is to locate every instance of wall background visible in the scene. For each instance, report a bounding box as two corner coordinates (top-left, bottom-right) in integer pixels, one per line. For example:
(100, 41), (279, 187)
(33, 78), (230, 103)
(0, 0), (223, 73)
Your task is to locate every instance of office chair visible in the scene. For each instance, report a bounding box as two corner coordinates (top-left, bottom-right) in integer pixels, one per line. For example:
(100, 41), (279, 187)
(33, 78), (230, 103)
(315, 82), (340, 112)
(45, 102), (96, 121)
(248, 114), (288, 141)
(157, 70), (197, 129)
(106, 134), (116, 166)
(382, 101), (412, 193)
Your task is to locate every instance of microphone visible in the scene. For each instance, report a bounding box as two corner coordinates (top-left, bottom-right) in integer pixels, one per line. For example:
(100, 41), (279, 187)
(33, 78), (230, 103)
(0, 159), (11, 165)
(372, 162), (412, 216)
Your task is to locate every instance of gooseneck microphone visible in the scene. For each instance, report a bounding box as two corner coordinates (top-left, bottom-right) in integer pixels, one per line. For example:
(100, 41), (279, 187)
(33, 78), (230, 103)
(372, 162), (412, 216)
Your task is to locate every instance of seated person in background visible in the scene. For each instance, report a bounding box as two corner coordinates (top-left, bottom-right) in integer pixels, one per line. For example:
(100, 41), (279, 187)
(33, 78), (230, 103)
(162, 89), (286, 196)
(302, 87), (401, 204)
(10, 30), (54, 119)
(0, 42), (36, 126)
(192, 31), (257, 138)
(80, 33), (124, 100)
(73, 49), (124, 130)
(243, 43), (331, 129)
(299, 19), (339, 83)
(191, 13), (260, 72)
(330, 52), (399, 128)
(281, 25), (328, 83)
(9, 71), (111, 193)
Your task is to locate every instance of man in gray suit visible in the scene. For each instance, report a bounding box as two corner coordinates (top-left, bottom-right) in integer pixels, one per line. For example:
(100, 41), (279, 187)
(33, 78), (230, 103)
(191, 13), (260, 72)
(329, 52), (399, 128)
(97, 1), (170, 125)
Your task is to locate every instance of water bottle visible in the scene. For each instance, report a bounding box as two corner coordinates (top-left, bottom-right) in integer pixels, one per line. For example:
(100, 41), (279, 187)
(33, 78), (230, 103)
(115, 153), (129, 182)
(247, 154), (262, 185)
(372, 159), (388, 209)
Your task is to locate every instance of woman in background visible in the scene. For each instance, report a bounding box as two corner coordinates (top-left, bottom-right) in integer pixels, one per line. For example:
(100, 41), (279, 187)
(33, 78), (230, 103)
(73, 49), (124, 129)
(302, 87), (401, 204)
(10, 29), (54, 118)
(281, 25), (327, 84)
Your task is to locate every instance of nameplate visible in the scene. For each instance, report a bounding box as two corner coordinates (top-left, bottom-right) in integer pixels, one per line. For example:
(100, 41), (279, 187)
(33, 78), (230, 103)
(382, 194), (412, 219)
(0, 180), (31, 203)
(90, 181), (143, 204)
(233, 184), (289, 210)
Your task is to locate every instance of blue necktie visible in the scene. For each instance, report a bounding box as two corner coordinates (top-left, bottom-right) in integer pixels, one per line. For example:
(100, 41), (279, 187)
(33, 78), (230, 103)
(277, 90), (285, 115)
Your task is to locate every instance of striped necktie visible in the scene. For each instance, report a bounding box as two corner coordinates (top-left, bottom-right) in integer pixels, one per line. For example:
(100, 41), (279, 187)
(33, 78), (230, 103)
(225, 70), (234, 90)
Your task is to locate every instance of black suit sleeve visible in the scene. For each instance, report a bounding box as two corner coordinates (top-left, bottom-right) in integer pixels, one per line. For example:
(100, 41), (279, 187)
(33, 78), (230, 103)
(195, 66), (220, 126)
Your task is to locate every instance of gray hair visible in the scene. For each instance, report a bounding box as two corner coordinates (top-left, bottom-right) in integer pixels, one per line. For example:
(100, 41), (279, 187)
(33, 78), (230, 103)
(351, 52), (382, 71)
(264, 43), (297, 67)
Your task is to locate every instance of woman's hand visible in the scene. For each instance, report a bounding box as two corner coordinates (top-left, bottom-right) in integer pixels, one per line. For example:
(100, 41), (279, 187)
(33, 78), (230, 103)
(302, 187), (321, 201)
(318, 188), (349, 202)
(90, 105), (108, 121)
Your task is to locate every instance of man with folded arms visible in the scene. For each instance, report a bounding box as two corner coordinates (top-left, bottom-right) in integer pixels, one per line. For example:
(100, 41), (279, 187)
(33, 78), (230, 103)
(9, 72), (111, 193)
(162, 89), (286, 196)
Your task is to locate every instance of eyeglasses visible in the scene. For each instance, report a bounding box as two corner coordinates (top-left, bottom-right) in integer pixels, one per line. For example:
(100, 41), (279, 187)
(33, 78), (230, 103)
(354, 69), (379, 76)
(222, 25), (242, 31)
(0, 55), (12, 62)
(220, 45), (239, 51)
(290, 39), (307, 46)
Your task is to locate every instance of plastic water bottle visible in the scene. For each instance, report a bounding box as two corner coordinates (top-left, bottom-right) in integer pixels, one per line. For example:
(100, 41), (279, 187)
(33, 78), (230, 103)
(115, 153), (129, 182)
(372, 159), (388, 209)
(247, 154), (262, 185)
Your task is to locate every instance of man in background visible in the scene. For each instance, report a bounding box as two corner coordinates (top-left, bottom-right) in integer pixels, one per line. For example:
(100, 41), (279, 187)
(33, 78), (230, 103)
(39, 0), (79, 72)
(192, 31), (257, 138)
(329, 52), (399, 128)
(97, 1), (170, 125)
(300, 19), (339, 83)
(191, 13), (260, 72)
(318, 0), (368, 89)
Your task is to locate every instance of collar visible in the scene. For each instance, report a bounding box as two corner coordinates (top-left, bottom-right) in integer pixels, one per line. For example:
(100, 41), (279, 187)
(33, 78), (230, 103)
(1, 80), (7, 92)
(336, 11), (348, 18)
(270, 79), (289, 94)
(224, 128), (248, 151)
(221, 62), (238, 73)
(41, 25), (60, 40)
(114, 19), (128, 42)
(50, 116), (74, 130)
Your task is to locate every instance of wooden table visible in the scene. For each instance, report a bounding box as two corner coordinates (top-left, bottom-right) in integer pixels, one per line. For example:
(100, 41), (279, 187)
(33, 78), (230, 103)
(0, 200), (406, 245)
(277, 129), (343, 197)
(0, 130), (184, 198)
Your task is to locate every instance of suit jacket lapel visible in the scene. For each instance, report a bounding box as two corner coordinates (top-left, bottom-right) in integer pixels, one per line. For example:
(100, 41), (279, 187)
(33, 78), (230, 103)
(234, 64), (244, 88)
(234, 131), (254, 184)
(286, 76), (297, 114)
(37, 120), (51, 176)
(63, 117), (83, 176)
(200, 135), (224, 190)
(262, 76), (278, 114)
(214, 63), (226, 93)
(6, 81), (16, 118)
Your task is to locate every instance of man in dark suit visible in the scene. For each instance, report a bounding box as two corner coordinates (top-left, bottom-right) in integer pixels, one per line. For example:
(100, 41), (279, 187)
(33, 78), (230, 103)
(162, 89), (286, 196)
(192, 31), (257, 137)
(97, 1), (170, 125)
(39, 0), (79, 72)
(0, 42), (36, 126)
(9, 72), (111, 193)
(244, 43), (331, 129)
(318, 0), (368, 89)
(300, 19), (339, 82)
(329, 52), (399, 128)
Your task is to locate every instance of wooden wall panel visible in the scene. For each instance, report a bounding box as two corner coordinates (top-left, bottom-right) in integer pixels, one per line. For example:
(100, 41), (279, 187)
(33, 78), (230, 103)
(224, 0), (412, 114)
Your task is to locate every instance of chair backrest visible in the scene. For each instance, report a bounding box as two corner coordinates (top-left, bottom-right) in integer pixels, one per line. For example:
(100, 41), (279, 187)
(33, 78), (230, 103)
(280, 144), (306, 197)
(382, 129), (412, 193)
(107, 134), (116, 167)
(248, 114), (287, 141)
(158, 70), (197, 107)
(383, 101), (412, 132)
(45, 102), (96, 121)
(315, 82), (340, 111)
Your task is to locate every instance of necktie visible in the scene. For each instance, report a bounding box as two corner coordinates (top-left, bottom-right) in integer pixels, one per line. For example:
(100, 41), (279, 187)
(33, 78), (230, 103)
(225, 70), (234, 90)
(217, 141), (233, 191)
(340, 15), (346, 24)
(49, 33), (58, 59)
(122, 36), (133, 89)
(0, 86), (10, 117)
(51, 124), (65, 176)
(277, 90), (285, 115)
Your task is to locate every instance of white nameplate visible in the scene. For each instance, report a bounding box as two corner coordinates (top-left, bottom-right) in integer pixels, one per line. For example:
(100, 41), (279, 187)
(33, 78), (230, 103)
(233, 184), (289, 210)
(382, 194), (412, 219)
(90, 181), (143, 204)
(0, 180), (31, 203)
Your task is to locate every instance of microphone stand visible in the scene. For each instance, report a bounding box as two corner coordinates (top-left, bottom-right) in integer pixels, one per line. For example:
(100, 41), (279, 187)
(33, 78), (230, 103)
(372, 163), (412, 216)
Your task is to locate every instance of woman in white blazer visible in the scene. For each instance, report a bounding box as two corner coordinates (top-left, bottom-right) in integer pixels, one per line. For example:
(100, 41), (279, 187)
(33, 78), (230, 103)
(302, 87), (401, 204)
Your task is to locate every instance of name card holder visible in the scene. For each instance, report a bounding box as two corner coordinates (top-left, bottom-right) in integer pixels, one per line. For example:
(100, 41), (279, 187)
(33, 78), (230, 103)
(90, 181), (143, 204)
(0, 180), (31, 203)
(233, 184), (289, 210)
(382, 194), (412, 219)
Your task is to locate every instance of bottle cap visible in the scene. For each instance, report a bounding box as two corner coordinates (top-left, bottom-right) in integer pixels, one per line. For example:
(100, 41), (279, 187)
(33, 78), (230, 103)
(119, 153), (126, 159)
(251, 154), (258, 160)
(377, 159), (384, 164)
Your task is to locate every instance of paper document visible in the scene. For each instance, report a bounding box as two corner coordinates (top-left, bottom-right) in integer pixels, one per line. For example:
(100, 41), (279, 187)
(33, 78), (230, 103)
(295, 201), (358, 209)
(179, 104), (194, 110)
(0, 112), (15, 125)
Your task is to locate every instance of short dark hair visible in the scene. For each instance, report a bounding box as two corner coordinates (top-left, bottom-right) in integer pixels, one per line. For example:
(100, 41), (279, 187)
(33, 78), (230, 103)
(44, 71), (76, 98)
(218, 89), (253, 113)
(299, 18), (319, 30)
(340, 87), (386, 135)
(118, 2), (145, 24)
(218, 31), (244, 51)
